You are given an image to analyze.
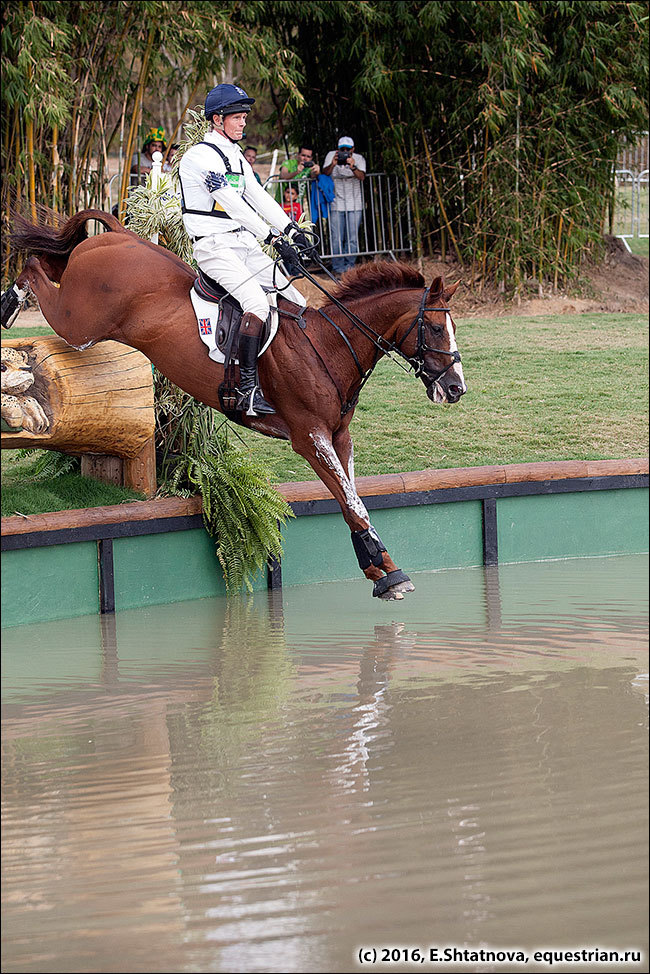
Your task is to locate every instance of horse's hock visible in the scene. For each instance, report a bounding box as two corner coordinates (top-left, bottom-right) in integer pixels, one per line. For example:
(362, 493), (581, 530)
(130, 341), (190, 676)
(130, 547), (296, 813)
(1, 336), (156, 497)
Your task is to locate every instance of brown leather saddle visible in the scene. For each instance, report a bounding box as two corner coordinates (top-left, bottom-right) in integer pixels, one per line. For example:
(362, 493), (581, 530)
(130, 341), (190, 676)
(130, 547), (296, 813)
(193, 269), (271, 358)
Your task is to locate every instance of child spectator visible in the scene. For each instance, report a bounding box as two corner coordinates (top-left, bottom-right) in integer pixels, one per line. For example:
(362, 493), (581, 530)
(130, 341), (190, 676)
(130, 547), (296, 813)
(282, 184), (303, 221)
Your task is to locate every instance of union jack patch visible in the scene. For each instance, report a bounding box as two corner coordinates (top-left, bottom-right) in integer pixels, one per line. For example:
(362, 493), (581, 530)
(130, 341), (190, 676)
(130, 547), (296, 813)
(199, 318), (212, 335)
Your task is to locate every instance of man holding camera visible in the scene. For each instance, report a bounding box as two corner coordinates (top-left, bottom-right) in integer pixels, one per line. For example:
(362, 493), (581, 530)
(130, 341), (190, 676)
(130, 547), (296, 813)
(322, 136), (366, 276)
(279, 145), (320, 213)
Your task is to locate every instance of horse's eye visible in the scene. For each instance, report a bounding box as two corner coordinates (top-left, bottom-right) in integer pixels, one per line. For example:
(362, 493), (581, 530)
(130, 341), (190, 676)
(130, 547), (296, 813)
(429, 324), (443, 336)
(1, 363), (6, 371)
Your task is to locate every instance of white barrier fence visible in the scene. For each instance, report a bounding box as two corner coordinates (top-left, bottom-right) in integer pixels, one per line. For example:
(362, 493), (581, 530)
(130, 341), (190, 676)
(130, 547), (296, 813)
(612, 169), (649, 239)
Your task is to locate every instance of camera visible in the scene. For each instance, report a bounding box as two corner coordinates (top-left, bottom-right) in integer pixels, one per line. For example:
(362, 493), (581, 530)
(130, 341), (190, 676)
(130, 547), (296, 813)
(337, 148), (352, 165)
(302, 159), (314, 169)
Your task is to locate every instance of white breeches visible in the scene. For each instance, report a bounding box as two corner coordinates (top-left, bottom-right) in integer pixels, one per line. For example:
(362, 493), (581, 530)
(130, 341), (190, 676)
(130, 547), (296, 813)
(193, 228), (306, 320)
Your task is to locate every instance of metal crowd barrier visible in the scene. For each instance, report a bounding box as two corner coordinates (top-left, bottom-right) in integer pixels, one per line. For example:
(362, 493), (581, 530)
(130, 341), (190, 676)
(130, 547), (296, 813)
(613, 169), (649, 239)
(106, 168), (414, 261)
(263, 172), (412, 264)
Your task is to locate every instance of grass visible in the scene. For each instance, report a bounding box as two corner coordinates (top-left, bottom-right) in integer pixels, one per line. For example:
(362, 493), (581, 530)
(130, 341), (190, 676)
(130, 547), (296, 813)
(624, 236), (649, 258)
(232, 312), (649, 482)
(2, 312), (648, 511)
(2, 453), (145, 517)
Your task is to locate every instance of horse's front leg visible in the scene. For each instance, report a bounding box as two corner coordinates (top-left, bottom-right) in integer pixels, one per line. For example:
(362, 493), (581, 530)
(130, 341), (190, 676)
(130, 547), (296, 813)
(332, 424), (415, 598)
(292, 426), (415, 600)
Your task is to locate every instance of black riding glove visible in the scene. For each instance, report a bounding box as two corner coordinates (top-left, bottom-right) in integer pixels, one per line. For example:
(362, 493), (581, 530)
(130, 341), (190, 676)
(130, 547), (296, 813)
(273, 236), (304, 278)
(286, 221), (314, 252)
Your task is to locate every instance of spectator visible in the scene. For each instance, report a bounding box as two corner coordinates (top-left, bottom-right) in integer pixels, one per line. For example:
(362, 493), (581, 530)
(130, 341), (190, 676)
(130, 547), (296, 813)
(131, 127), (168, 175)
(243, 145), (263, 184)
(322, 136), (366, 276)
(167, 143), (180, 168)
(282, 184), (303, 221)
(278, 145), (320, 210)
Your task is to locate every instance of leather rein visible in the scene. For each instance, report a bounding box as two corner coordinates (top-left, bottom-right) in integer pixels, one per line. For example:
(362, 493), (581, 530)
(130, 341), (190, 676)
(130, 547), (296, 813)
(291, 263), (462, 416)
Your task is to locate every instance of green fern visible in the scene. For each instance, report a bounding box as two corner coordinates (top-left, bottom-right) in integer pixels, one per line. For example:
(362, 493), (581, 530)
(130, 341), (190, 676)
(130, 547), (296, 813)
(154, 372), (293, 593)
(7, 449), (80, 480)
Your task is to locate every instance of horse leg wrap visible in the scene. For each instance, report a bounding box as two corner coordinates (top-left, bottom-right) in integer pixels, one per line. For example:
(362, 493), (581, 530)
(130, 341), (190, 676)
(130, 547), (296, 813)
(373, 569), (411, 598)
(351, 526), (386, 570)
(1, 284), (27, 329)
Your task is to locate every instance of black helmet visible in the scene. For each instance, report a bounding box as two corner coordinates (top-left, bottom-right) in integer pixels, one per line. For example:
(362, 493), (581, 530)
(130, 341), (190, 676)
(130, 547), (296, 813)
(205, 84), (255, 120)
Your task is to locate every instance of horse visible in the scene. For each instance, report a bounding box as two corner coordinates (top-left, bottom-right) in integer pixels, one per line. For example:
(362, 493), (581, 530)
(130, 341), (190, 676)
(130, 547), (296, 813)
(3, 209), (466, 600)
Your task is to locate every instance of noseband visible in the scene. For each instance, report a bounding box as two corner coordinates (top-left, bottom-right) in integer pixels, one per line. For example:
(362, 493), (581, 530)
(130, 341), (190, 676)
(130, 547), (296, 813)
(395, 288), (462, 385)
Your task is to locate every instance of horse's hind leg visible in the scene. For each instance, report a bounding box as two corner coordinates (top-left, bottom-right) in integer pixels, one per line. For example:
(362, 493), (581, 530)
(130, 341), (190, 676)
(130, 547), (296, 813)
(16, 257), (85, 346)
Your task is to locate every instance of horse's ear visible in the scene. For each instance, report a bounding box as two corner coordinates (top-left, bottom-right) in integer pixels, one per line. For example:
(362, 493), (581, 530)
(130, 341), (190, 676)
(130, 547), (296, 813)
(443, 280), (461, 302)
(429, 276), (444, 299)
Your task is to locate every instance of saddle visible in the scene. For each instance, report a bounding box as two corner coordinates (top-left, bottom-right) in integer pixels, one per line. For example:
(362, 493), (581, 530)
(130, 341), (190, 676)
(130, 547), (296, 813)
(193, 269), (274, 423)
(193, 269), (271, 358)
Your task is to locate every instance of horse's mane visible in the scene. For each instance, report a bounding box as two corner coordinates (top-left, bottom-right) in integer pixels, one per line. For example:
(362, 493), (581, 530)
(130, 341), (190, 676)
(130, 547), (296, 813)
(327, 260), (425, 304)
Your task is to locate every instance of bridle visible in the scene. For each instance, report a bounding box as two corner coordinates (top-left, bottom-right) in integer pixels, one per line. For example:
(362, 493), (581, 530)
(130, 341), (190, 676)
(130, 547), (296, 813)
(394, 287), (462, 387)
(274, 245), (463, 414)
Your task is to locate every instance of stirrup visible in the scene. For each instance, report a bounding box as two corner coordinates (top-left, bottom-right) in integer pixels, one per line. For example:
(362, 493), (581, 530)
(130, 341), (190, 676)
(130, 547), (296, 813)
(235, 385), (275, 416)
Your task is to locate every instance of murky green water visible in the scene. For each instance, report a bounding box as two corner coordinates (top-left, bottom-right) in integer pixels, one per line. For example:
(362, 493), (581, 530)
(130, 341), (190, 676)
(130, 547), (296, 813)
(2, 555), (648, 974)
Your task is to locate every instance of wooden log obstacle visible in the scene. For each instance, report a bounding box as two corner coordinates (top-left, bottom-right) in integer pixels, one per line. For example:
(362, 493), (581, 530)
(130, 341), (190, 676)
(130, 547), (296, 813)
(1, 336), (156, 497)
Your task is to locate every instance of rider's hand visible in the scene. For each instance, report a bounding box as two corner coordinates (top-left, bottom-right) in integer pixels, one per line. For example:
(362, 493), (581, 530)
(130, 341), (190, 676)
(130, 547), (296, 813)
(286, 222), (313, 252)
(273, 236), (304, 278)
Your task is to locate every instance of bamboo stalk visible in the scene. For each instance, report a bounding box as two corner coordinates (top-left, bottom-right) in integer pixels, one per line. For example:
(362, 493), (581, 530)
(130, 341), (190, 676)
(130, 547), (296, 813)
(25, 115), (37, 222)
(163, 79), (202, 162)
(119, 29), (156, 221)
(420, 121), (463, 266)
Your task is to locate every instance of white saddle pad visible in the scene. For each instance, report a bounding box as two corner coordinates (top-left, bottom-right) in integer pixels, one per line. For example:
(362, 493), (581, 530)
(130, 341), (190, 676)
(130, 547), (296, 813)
(190, 288), (279, 364)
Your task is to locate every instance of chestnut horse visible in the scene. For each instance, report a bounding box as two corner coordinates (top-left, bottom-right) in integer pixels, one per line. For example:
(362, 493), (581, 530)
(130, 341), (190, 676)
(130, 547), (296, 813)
(3, 210), (466, 600)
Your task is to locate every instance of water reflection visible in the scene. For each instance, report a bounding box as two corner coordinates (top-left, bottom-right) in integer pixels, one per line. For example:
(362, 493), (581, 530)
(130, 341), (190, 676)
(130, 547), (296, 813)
(2, 555), (648, 973)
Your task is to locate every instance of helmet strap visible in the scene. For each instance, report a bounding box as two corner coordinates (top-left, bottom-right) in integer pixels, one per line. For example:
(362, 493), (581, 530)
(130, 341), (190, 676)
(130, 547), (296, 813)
(214, 114), (243, 144)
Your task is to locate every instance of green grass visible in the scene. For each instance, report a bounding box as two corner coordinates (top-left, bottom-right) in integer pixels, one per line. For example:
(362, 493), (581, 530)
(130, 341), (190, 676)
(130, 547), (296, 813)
(2, 453), (145, 517)
(2, 313), (648, 511)
(232, 312), (649, 482)
(625, 236), (649, 258)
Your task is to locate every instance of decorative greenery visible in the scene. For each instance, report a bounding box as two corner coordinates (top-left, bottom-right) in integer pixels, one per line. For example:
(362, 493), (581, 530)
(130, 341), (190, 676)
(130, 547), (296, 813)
(154, 373), (292, 593)
(6, 448), (80, 481)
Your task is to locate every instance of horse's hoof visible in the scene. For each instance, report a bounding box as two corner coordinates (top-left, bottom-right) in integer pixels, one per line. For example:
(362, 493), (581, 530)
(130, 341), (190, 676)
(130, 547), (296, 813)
(391, 579), (415, 594)
(372, 569), (413, 599)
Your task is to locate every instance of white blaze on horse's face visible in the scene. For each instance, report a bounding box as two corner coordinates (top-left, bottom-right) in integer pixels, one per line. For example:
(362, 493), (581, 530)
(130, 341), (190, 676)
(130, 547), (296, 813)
(427, 311), (466, 405)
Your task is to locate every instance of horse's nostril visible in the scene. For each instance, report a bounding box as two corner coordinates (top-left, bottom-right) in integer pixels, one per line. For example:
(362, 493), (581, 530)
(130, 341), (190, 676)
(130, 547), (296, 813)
(448, 384), (464, 399)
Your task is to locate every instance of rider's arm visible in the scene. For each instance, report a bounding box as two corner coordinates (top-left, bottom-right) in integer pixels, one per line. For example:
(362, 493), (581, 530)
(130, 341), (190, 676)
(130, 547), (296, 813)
(242, 160), (293, 234)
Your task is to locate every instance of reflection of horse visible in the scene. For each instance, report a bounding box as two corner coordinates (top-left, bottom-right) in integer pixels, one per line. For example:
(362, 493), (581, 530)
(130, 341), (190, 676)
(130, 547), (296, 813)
(4, 210), (466, 600)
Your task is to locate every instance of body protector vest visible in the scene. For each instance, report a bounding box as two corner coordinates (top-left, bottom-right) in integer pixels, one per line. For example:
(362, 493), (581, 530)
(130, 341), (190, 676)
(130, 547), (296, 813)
(179, 142), (246, 221)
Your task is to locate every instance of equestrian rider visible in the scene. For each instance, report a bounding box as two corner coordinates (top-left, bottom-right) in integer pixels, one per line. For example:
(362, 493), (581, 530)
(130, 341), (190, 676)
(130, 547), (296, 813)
(178, 83), (310, 416)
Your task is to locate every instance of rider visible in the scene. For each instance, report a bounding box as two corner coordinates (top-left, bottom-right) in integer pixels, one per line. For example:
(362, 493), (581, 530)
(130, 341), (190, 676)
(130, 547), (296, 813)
(178, 83), (310, 415)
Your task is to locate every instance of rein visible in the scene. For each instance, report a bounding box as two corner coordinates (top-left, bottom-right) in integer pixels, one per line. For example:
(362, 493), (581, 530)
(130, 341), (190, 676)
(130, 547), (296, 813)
(286, 256), (462, 415)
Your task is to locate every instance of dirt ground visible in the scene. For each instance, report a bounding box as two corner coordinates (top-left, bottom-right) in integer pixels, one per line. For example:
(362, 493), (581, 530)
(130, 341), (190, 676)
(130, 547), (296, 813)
(10, 235), (648, 329)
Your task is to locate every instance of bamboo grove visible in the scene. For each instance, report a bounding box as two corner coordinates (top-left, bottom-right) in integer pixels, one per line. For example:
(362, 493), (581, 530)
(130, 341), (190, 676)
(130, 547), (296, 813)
(3, 1), (648, 292)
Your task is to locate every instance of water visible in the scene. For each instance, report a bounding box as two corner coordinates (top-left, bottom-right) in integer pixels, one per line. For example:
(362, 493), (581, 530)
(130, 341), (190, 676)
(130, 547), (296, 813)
(2, 555), (648, 974)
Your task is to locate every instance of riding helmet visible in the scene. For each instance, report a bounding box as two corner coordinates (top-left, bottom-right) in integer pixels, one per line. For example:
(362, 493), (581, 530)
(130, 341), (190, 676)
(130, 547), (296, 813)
(204, 84), (255, 120)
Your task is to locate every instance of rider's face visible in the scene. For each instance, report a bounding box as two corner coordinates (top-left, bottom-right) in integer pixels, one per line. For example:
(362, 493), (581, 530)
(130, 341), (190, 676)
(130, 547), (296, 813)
(222, 113), (248, 141)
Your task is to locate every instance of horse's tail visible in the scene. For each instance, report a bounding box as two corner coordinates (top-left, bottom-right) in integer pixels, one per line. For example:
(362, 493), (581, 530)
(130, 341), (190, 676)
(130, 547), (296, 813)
(10, 208), (127, 263)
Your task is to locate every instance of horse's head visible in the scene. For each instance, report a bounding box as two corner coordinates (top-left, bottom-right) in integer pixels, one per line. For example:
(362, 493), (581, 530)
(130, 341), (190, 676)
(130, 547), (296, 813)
(398, 275), (466, 405)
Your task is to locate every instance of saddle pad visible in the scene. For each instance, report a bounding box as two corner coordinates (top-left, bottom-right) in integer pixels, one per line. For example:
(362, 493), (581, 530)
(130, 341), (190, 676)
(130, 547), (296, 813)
(191, 288), (279, 364)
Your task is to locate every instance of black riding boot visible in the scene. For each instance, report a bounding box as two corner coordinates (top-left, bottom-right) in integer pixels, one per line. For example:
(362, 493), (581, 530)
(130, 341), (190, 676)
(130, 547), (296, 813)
(236, 315), (275, 416)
